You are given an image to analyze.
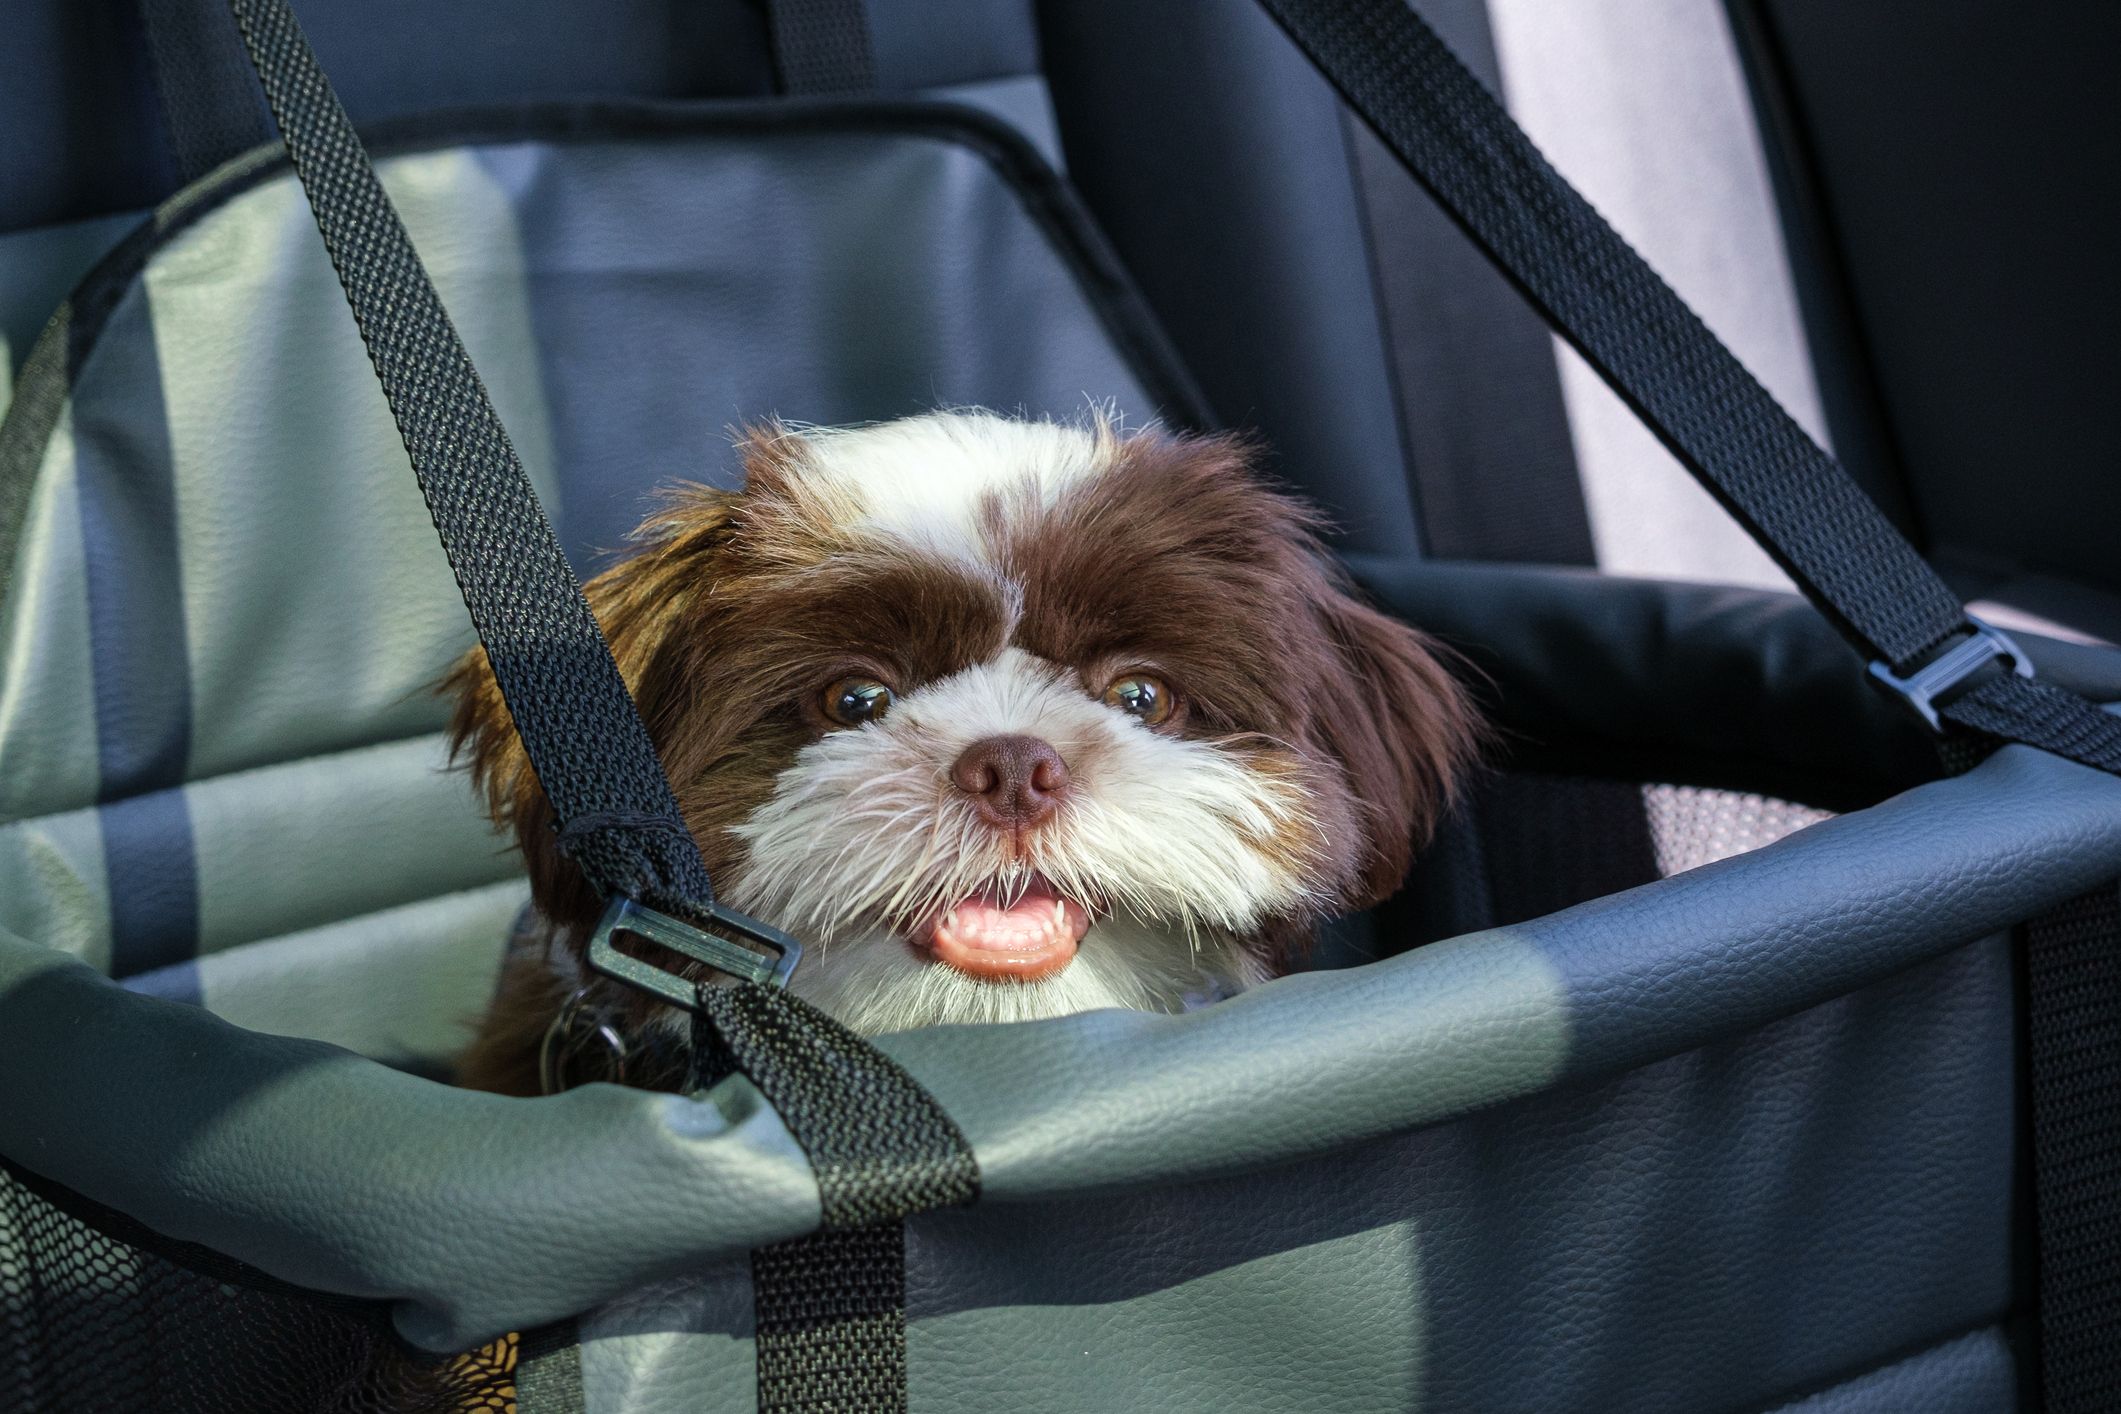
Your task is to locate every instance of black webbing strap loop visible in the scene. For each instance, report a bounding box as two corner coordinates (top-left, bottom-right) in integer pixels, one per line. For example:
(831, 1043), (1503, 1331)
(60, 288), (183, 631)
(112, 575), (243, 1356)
(1254, 0), (2121, 780)
(217, 1), (976, 1406)
(221, 0), (717, 923)
(690, 985), (980, 1413)
(2024, 884), (2121, 1413)
(763, 0), (877, 96)
(691, 986), (980, 1230)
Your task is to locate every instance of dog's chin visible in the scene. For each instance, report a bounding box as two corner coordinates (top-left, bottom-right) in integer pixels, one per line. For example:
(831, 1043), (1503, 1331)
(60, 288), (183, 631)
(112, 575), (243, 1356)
(775, 909), (1270, 1036)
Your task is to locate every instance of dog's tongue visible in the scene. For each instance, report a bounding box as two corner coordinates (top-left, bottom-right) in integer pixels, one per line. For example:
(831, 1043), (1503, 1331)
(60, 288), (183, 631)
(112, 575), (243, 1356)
(926, 879), (1089, 981)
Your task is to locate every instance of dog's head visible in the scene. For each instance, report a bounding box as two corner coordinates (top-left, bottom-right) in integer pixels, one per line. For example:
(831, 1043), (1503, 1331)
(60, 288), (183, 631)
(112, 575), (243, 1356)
(448, 412), (1479, 1033)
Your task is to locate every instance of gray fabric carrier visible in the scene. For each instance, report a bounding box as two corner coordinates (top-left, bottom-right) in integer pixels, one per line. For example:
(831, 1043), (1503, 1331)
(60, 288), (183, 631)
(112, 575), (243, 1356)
(4, 76), (2121, 1414)
(0, 101), (1184, 1068)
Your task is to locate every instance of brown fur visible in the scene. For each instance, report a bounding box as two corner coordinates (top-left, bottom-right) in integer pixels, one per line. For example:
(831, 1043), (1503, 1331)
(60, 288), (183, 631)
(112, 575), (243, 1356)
(447, 422), (1481, 1081)
(1007, 430), (1478, 910)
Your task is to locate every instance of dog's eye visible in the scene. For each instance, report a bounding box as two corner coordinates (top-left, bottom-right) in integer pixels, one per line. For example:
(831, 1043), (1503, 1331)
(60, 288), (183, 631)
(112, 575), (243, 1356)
(822, 679), (893, 727)
(1101, 673), (1174, 726)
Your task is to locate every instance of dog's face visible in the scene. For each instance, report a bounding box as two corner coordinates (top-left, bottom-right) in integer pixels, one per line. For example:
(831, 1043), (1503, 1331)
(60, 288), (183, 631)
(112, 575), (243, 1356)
(450, 413), (1477, 1034)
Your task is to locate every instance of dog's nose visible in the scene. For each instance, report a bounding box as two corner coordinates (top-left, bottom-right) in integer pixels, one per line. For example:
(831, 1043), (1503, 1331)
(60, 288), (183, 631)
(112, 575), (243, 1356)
(950, 735), (1069, 830)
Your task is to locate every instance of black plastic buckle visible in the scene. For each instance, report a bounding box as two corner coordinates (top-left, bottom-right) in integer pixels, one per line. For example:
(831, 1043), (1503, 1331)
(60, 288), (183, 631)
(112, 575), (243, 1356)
(1867, 614), (2033, 731)
(585, 896), (803, 1010)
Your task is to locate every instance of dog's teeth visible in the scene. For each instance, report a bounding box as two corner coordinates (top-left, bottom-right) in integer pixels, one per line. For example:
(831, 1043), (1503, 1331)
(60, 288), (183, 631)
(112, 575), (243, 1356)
(1052, 900), (1066, 927)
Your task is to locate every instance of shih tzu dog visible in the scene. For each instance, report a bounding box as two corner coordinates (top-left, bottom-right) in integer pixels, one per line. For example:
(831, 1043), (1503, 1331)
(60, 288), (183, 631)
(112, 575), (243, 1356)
(448, 411), (1478, 1095)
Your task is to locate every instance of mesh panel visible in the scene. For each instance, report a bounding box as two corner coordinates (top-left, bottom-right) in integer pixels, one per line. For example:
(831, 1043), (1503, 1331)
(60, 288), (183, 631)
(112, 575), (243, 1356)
(1641, 784), (1832, 877)
(1389, 771), (1840, 954)
(0, 1161), (518, 1413)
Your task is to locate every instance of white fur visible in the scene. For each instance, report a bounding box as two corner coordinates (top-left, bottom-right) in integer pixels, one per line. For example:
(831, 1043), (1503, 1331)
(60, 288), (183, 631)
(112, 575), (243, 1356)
(723, 648), (1319, 1033)
(778, 411), (1113, 573)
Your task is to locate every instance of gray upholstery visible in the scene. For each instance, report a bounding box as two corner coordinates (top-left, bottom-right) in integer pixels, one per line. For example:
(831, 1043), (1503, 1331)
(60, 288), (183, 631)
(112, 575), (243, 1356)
(1480, 0), (1832, 589)
(5, 737), (2117, 1370)
(0, 104), (1181, 1065)
(2, 17), (2116, 1409)
(893, 936), (2018, 1413)
(1039, 0), (1420, 554)
(1751, 3), (2121, 631)
(889, 740), (2121, 1202)
(1642, 782), (1830, 875)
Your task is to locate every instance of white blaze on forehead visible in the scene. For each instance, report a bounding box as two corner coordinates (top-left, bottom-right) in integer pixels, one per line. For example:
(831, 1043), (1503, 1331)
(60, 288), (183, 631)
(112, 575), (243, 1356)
(786, 412), (1113, 568)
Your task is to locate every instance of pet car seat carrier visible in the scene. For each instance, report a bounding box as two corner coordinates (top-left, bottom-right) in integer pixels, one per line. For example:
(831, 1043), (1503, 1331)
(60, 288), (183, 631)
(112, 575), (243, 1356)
(2, 1), (2119, 1411)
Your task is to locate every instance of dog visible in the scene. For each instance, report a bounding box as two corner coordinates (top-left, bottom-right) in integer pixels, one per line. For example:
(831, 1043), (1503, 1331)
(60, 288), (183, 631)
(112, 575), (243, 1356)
(448, 411), (1478, 1095)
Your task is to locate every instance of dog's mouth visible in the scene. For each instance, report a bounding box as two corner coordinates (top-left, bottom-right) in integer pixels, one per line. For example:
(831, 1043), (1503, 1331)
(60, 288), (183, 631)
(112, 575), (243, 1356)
(911, 874), (1093, 982)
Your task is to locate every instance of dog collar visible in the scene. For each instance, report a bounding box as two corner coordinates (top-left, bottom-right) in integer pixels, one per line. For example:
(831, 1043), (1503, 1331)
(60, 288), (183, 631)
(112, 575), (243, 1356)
(537, 985), (695, 1095)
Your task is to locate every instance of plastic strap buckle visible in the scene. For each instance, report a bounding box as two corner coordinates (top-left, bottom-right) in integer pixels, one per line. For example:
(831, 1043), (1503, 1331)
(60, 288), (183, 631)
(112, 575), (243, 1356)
(586, 896), (803, 1009)
(1867, 614), (2033, 731)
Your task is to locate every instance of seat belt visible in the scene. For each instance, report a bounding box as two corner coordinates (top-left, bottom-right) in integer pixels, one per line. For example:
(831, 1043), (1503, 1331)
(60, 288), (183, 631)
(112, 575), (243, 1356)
(1259, 0), (2121, 777)
(1254, 2), (2121, 1405)
(205, 1), (976, 1409)
(168, 0), (2121, 1402)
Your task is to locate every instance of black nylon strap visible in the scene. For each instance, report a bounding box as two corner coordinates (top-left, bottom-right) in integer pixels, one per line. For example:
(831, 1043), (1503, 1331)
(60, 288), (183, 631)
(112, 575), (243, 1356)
(752, 1224), (912, 1412)
(691, 986), (980, 1228)
(1255, 0), (1962, 667)
(691, 985), (979, 1414)
(1257, 3), (2121, 1398)
(1944, 673), (2121, 776)
(222, 0), (718, 922)
(220, 4), (978, 1406)
(764, 0), (877, 96)
(1941, 720), (2121, 1411)
(2025, 884), (2121, 1413)
(1255, 0), (2121, 779)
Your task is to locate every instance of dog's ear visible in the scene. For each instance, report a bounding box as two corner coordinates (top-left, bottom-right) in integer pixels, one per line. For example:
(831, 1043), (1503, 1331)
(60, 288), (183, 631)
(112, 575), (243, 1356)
(1303, 571), (1482, 910)
(1108, 426), (1483, 912)
(441, 480), (745, 931)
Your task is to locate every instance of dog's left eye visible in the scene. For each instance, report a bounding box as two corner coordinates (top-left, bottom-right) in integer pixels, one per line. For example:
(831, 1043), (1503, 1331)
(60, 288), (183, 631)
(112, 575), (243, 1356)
(1101, 673), (1175, 726)
(822, 679), (893, 727)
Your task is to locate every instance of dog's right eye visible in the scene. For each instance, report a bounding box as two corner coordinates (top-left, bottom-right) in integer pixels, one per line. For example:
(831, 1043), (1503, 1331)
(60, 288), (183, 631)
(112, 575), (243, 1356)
(821, 678), (893, 727)
(1101, 672), (1176, 727)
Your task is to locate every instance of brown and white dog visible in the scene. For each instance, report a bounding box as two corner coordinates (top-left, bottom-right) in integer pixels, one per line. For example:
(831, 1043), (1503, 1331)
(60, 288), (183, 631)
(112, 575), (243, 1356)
(448, 411), (1478, 1094)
